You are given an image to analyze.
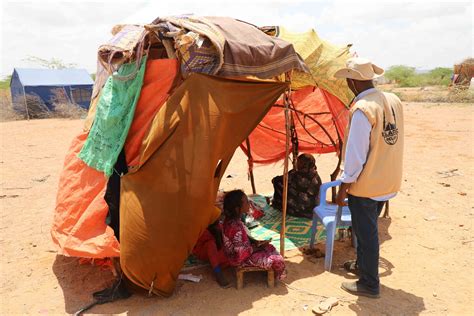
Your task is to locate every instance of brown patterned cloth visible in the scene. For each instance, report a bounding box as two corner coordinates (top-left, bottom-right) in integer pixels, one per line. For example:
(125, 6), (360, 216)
(206, 16), (309, 79)
(150, 16), (308, 79)
(147, 16), (226, 76)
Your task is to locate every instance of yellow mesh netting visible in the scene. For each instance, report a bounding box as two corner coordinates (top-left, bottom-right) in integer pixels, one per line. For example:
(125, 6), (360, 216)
(278, 27), (354, 105)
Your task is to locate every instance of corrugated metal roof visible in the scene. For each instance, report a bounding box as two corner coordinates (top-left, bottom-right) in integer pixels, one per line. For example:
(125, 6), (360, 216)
(13, 68), (94, 86)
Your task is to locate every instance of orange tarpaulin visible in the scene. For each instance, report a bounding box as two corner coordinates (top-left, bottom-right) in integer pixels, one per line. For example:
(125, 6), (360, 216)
(242, 86), (349, 164)
(51, 131), (118, 258)
(125, 59), (179, 168)
(51, 59), (179, 258)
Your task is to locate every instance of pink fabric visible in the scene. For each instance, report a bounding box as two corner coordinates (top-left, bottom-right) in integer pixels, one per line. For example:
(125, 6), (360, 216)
(223, 218), (286, 280)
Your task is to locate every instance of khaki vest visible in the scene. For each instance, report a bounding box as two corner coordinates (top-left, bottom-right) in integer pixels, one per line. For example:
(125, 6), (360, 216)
(342, 90), (404, 197)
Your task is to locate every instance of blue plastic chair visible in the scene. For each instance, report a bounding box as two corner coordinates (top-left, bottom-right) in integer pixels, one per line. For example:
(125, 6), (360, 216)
(309, 180), (356, 271)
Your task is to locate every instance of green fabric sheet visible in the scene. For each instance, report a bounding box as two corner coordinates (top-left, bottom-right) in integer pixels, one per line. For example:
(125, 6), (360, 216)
(78, 57), (147, 176)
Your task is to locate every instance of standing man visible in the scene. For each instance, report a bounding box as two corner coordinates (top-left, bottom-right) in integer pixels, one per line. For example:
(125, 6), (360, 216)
(334, 57), (404, 298)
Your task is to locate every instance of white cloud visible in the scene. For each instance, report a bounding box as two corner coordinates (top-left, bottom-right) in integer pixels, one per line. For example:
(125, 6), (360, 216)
(316, 1), (473, 68)
(1, 1), (146, 76)
(1, 0), (472, 78)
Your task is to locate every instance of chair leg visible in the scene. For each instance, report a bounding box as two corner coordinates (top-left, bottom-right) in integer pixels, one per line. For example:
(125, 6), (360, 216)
(267, 270), (275, 288)
(309, 214), (318, 249)
(325, 223), (336, 271)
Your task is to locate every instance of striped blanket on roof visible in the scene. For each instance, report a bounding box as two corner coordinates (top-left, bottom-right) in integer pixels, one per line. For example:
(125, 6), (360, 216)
(151, 15), (308, 79)
(155, 16), (225, 76)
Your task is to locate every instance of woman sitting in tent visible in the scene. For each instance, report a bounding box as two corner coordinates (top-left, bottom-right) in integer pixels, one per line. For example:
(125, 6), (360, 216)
(222, 190), (286, 280)
(272, 153), (322, 219)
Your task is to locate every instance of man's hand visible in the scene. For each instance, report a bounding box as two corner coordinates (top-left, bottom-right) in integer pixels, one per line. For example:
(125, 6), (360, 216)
(336, 182), (351, 206)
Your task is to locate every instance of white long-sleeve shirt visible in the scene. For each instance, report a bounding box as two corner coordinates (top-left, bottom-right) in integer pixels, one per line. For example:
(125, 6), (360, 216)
(341, 88), (396, 201)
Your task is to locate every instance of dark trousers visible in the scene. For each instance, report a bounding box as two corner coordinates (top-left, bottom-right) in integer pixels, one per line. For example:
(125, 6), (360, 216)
(105, 172), (121, 241)
(104, 149), (128, 242)
(348, 194), (385, 292)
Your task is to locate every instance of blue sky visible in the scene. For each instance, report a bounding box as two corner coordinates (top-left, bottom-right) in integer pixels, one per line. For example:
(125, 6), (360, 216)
(1, 0), (472, 78)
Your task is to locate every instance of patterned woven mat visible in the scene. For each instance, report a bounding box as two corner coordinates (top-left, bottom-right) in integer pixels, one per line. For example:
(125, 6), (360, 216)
(248, 194), (328, 251)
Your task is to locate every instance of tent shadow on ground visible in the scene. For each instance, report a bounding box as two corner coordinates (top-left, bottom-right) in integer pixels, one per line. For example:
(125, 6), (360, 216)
(52, 255), (116, 314)
(76, 265), (294, 315)
(304, 215), (394, 279)
(53, 254), (320, 315)
(52, 217), (394, 314)
(348, 285), (426, 315)
(298, 216), (425, 315)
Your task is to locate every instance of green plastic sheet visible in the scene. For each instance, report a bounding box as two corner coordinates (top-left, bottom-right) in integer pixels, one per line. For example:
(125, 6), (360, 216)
(78, 57), (147, 176)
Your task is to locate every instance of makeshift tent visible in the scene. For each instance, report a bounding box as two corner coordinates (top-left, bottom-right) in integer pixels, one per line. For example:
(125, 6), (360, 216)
(51, 15), (351, 297)
(10, 68), (93, 115)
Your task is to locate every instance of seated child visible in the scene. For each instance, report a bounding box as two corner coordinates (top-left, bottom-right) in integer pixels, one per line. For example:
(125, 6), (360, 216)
(272, 153), (322, 219)
(222, 190), (286, 280)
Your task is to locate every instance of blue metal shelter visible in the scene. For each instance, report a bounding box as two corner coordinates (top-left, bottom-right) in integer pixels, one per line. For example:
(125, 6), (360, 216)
(10, 68), (94, 112)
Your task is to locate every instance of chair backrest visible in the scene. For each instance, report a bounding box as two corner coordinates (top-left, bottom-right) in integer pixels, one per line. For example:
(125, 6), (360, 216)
(318, 180), (342, 208)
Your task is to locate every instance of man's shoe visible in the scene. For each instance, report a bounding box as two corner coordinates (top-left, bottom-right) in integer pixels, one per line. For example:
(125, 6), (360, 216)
(343, 260), (360, 276)
(341, 281), (380, 299)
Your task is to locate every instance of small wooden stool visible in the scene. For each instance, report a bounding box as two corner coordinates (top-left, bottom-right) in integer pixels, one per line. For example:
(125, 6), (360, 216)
(236, 266), (275, 289)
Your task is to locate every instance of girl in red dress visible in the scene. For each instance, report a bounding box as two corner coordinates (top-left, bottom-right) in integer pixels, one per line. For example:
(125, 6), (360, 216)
(222, 190), (286, 280)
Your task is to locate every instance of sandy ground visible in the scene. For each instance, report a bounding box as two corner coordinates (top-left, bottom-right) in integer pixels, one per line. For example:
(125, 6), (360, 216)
(0, 102), (473, 315)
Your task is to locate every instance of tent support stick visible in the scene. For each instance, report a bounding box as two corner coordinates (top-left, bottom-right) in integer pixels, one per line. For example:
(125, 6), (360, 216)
(290, 111), (298, 169)
(319, 90), (343, 202)
(330, 119), (343, 202)
(245, 138), (257, 194)
(330, 155), (342, 202)
(280, 86), (291, 257)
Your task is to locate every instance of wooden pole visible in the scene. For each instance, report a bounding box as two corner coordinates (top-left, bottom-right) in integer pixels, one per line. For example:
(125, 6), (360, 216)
(22, 85), (30, 121)
(245, 138), (257, 194)
(320, 91), (344, 202)
(280, 87), (291, 257)
(290, 111), (298, 170)
(330, 119), (343, 202)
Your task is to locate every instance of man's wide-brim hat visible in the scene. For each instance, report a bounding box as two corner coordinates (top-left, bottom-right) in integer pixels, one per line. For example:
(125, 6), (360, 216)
(334, 57), (384, 81)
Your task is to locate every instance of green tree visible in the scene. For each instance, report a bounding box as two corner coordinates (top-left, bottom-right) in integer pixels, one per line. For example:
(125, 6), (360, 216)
(427, 67), (453, 85)
(385, 65), (453, 87)
(0, 75), (12, 89)
(23, 56), (77, 69)
(385, 65), (416, 83)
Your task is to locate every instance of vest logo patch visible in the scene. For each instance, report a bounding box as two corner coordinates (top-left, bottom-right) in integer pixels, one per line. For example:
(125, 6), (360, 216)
(382, 107), (399, 145)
